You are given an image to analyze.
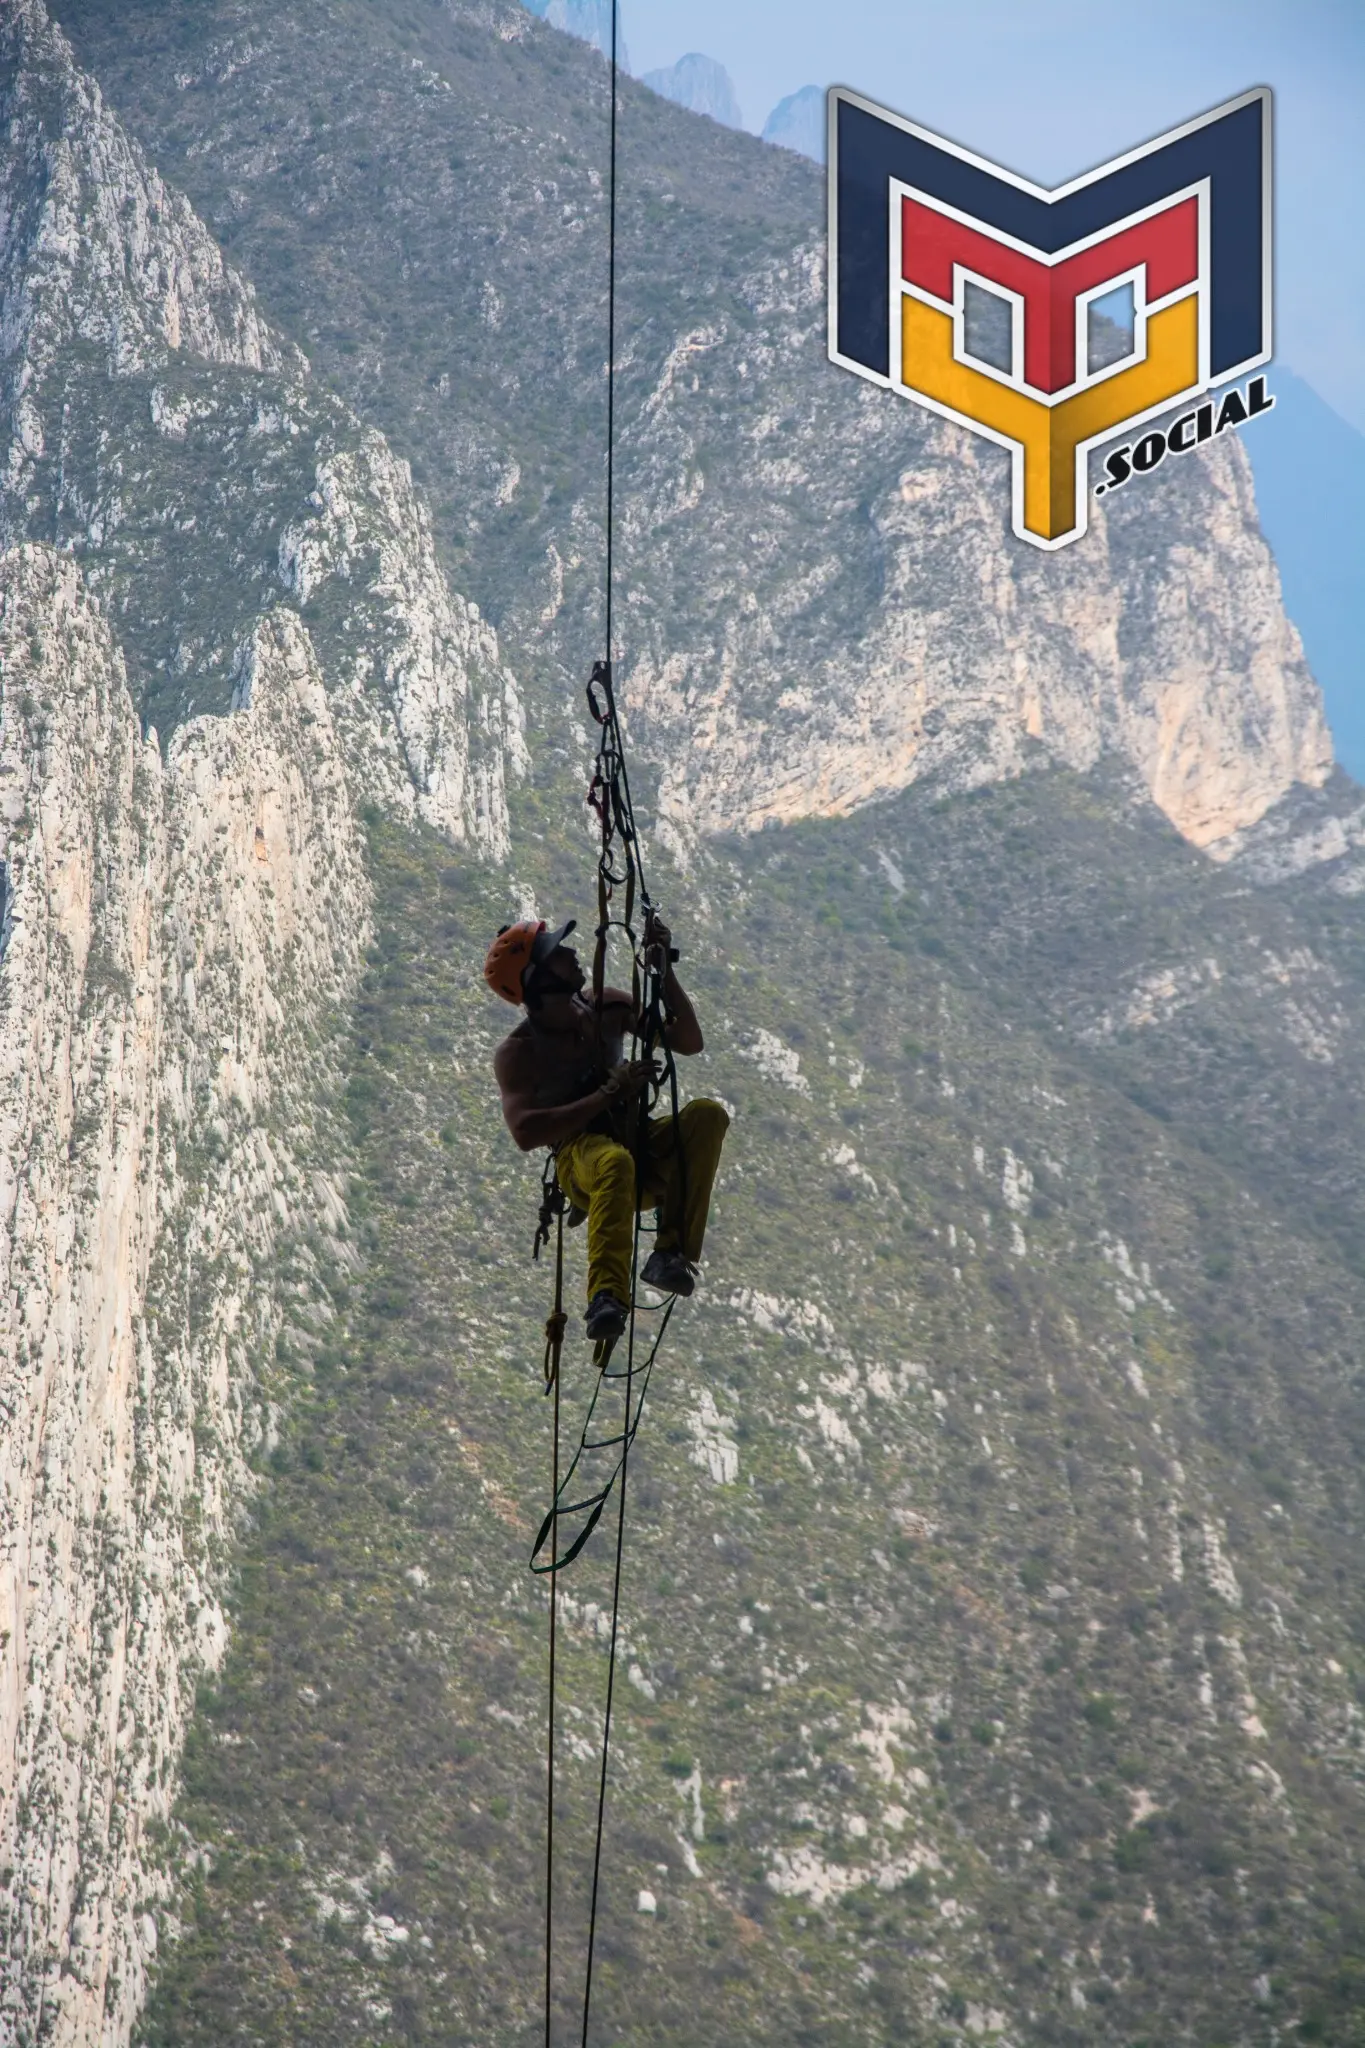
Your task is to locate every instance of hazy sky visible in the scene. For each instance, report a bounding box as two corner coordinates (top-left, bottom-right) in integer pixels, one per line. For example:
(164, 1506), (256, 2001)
(626, 0), (1365, 431)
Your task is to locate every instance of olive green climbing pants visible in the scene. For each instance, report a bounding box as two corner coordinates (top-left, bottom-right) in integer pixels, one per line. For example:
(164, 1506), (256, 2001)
(556, 1097), (730, 1307)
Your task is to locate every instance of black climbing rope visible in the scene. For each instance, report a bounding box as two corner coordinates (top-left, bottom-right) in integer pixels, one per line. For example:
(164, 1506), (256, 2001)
(532, 4), (693, 2040)
(534, 1163), (566, 2048)
(579, 1200), (640, 2047)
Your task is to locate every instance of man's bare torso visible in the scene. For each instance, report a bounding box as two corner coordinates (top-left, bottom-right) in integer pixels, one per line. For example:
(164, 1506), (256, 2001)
(498, 988), (634, 1111)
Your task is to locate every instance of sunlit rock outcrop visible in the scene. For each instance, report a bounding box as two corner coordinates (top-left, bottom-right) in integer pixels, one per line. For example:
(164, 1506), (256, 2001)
(619, 248), (1332, 853)
(0, 547), (371, 2043)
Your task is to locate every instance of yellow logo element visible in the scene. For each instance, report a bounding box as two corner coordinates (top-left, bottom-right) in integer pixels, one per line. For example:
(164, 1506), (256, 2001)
(900, 293), (1201, 545)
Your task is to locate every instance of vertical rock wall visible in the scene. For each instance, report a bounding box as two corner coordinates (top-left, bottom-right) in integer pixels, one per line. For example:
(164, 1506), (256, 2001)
(0, 24), (528, 2028)
(0, 547), (371, 2046)
(0, 0), (528, 858)
(616, 250), (1334, 851)
(0, 0), (292, 517)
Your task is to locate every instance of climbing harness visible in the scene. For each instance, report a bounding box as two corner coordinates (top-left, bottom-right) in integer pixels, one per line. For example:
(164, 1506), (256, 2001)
(529, 3), (692, 2039)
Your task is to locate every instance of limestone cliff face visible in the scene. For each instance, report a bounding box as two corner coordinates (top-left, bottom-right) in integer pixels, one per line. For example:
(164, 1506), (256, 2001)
(0, 27), (528, 2030)
(0, 0), (526, 857)
(613, 249), (1332, 853)
(0, 545), (373, 2044)
(0, 0), (291, 508)
(0, 27), (529, 2032)
(276, 430), (530, 853)
(39, 0), (1331, 864)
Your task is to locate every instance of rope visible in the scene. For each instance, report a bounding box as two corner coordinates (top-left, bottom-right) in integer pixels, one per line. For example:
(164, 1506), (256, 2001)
(540, 1198), (565, 2048)
(580, 1201), (639, 2046)
(534, 4), (694, 2035)
(529, 1291), (673, 1573)
(603, 0), (619, 674)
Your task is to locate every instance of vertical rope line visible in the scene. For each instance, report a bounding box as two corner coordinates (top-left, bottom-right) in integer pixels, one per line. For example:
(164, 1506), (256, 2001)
(570, 8), (688, 2031)
(580, 1197), (641, 2046)
(544, 1214), (563, 2047)
(603, 0), (619, 669)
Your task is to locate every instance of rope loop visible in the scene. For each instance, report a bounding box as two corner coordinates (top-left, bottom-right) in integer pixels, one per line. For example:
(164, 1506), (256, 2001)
(586, 659), (613, 725)
(543, 1310), (568, 1393)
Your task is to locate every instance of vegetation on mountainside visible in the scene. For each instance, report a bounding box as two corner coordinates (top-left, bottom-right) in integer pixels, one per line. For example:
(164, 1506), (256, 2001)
(139, 773), (1365, 2047)
(54, 0), (821, 661)
(27, 3), (1365, 2041)
(24, 350), (364, 733)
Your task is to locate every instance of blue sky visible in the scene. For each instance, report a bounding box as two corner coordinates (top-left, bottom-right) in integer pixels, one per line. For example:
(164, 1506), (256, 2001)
(626, 0), (1365, 434)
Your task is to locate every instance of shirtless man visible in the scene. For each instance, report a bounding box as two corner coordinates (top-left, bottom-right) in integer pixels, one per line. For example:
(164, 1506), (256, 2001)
(486, 914), (730, 1345)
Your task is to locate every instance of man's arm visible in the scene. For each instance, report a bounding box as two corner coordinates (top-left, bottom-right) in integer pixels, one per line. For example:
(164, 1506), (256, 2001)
(597, 939), (703, 1057)
(494, 1039), (642, 1153)
(645, 916), (704, 1055)
(593, 982), (696, 1054)
(658, 966), (703, 1055)
(607, 976), (703, 1058)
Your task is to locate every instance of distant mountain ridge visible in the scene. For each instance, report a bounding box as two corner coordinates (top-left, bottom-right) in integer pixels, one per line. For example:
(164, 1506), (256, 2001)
(642, 51), (743, 129)
(520, 0), (626, 67)
(762, 82), (824, 160)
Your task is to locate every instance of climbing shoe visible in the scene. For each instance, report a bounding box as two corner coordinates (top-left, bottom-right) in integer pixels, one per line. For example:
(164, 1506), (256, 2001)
(640, 1249), (698, 1298)
(584, 1290), (629, 1344)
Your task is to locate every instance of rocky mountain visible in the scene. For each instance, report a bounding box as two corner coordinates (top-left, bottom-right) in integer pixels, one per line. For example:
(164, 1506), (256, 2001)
(0, 0), (525, 838)
(762, 83), (825, 162)
(0, 0), (525, 2034)
(50, 0), (1332, 859)
(0, 0), (1362, 2044)
(520, 0), (626, 69)
(641, 54), (743, 131)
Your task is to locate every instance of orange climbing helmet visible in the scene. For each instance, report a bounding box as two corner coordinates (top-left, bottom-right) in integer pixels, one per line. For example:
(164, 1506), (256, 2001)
(484, 917), (576, 1004)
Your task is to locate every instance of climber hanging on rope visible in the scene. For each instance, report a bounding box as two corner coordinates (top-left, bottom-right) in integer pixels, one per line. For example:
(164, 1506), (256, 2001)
(485, 914), (729, 1346)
